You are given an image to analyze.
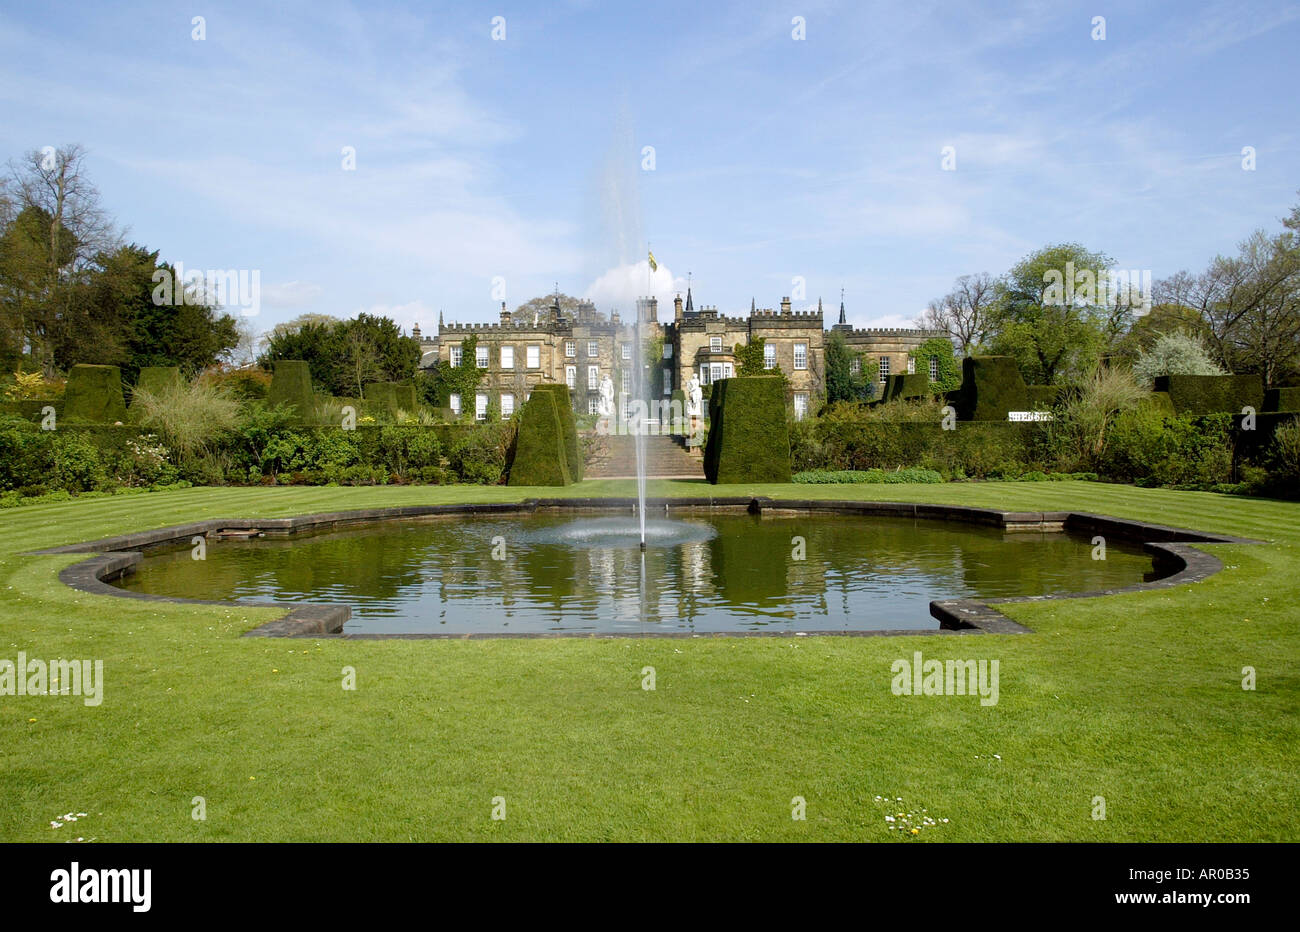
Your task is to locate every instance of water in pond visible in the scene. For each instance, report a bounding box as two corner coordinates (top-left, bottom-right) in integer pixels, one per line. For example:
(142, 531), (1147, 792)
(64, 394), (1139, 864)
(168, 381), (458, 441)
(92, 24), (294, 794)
(113, 513), (1158, 635)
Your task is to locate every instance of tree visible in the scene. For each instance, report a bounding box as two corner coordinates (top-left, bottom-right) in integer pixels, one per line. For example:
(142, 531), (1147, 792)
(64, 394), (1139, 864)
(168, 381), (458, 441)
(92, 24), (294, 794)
(68, 245), (238, 383)
(1157, 216), (1300, 387)
(988, 243), (1114, 385)
(259, 313), (419, 396)
(920, 272), (998, 355)
(824, 330), (873, 402)
(1131, 331), (1224, 387)
(512, 293), (599, 325)
(2, 145), (116, 375)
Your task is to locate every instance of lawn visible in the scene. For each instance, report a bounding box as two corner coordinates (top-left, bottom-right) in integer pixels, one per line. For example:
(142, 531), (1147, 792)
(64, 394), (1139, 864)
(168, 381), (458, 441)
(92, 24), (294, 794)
(1, 479), (1296, 841)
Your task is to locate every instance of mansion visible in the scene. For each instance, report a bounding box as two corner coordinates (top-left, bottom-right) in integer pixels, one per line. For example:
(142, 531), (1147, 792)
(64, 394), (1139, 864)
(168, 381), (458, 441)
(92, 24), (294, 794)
(415, 291), (939, 421)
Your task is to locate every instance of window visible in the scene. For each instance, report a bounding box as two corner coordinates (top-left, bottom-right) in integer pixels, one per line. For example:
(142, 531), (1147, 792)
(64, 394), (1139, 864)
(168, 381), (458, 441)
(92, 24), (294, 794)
(793, 342), (807, 370)
(793, 392), (809, 421)
(710, 363), (723, 384)
(500, 345), (514, 369)
(699, 366), (709, 386)
(878, 356), (890, 383)
(621, 343), (631, 360)
(449, 344), (462, 366)
(663, 369), (672, 395)
(588, 365), (599, 387)
(475, 345), (489, 368)
(526, 345), (540, 369)
(907, 356), (916, 375)
(588, 397), (600, 414)
(566, 365), (577, 389)
(850, 356), (860, 375)
(474, 393), (488, 422)
(565, 341), (575, 357)
(763, 343), (776, 369)
(929, 356), (939, 382)
(501, 393), (514, 418)
(449, 393), (461, 417)
(709, 336), (722, 352)
(621, 370), (631, 394)
(663, 343), (673, 359)
(587, 340), (599, 357)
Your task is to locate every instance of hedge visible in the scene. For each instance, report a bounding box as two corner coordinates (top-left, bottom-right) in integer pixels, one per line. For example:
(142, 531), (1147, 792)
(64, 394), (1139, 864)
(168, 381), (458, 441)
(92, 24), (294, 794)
(363, 381), (419, 415)
(949, 356), (1028, 421)
(528, 383), (582, 481)
(875, 373), (932, 404)
(704, 376), (791, 484)
(507, 390), (572, 486)
(1265, 387), (1300, 413)
(62, 364), (128, 424)
(266, 360), (315, 422)
(1154, 374), (1264, 416)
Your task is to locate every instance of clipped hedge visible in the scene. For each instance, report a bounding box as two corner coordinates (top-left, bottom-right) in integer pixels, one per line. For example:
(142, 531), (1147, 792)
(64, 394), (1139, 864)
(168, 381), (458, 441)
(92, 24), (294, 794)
(507, 390), (572, 486)
(1154, 374), (1264, 416)
(949, 356), (1028, 421)
(266, 360), (314, 422)
(62, 364), (127, 424)
(875, 373), (932, 404)
(133, 366), (181, 401)
(529, 383), (582, 481)
(704, 376), (791, 484)
(1264, 387), (1300, 413)
(363, 381), (419, 415)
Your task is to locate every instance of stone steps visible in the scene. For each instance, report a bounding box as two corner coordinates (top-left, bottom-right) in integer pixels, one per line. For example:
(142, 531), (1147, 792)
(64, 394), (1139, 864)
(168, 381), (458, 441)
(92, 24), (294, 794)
(584, 433), (705, 479)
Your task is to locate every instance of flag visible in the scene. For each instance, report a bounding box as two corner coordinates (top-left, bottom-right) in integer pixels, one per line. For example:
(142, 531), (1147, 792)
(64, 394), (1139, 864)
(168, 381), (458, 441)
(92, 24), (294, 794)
(647, 251), (657, 272)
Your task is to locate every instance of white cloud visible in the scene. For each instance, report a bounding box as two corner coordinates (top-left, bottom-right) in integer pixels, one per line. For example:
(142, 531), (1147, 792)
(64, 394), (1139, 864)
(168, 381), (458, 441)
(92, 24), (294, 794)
(583, 260), (687, 316)
(262, 281), (324, 309)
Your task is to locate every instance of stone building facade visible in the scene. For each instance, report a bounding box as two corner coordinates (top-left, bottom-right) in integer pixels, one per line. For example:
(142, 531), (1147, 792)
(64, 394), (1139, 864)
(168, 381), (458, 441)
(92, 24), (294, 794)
(415, 291), (940, 421)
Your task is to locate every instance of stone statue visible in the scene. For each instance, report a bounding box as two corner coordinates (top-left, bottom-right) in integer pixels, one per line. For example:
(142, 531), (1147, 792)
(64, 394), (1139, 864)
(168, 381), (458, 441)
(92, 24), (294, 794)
(686, 376), (703, 418)
(598, 375), (615, 417)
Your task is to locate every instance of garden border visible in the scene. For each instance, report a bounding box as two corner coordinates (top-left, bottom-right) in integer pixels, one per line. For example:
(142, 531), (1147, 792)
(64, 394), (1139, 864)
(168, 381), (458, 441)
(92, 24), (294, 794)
(32, 497), (1259, 638)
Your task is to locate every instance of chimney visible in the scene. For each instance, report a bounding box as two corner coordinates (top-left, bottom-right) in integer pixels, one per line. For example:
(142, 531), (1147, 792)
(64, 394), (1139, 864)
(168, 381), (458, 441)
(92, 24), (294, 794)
(674, 293), (683, 320)
(412, 322), (422, 341)
(499, 301), (510, 326)
(781, 296), (792, 315)
(648, 297), (658, 323)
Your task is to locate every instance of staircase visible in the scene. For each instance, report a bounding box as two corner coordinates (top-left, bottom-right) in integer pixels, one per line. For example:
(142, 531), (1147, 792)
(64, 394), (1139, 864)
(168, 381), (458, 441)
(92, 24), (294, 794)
(584, 433), (705, 479)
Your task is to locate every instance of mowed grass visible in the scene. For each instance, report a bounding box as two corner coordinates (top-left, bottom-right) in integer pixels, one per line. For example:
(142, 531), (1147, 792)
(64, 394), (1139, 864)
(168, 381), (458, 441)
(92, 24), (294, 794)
(0, 479), (1296, 841)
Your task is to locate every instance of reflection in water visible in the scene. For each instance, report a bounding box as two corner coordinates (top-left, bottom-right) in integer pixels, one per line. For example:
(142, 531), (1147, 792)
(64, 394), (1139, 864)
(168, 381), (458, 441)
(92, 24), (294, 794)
(115, 513), (1156, 635)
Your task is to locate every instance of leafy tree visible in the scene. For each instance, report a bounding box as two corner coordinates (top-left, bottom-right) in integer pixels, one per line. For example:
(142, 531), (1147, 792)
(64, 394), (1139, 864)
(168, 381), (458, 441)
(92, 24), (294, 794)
(988, 243), (1114, 385)
(1157, 209), (1300, 387)
(1131, 331), (1224, 387)
(260, 313), (419, 396)
(824, 330), (873, 402)
(1, 145), (115, 375)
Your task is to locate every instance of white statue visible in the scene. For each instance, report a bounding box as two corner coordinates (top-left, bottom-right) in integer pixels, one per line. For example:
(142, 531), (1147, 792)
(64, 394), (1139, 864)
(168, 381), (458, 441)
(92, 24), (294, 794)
(686, 376), (703, 418)
(598, 375), (616, 417)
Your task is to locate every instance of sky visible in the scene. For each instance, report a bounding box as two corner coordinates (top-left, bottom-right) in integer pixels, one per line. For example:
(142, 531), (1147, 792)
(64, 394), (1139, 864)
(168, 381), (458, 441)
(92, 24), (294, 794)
(2, 0), (1298, 337)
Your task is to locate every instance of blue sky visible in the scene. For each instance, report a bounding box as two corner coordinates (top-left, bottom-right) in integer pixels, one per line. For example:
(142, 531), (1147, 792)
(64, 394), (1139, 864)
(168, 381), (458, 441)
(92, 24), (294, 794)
(2, 0), (1298, 337)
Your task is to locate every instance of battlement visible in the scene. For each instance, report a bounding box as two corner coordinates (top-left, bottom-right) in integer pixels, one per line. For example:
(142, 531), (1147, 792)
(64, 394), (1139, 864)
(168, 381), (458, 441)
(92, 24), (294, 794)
(839, 327), (941, 337)
(750, 309), (824, 320)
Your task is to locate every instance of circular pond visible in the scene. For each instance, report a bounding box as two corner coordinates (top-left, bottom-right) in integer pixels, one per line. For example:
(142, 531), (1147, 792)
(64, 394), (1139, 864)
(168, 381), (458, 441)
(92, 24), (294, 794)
(112, 512), (1159, 635)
